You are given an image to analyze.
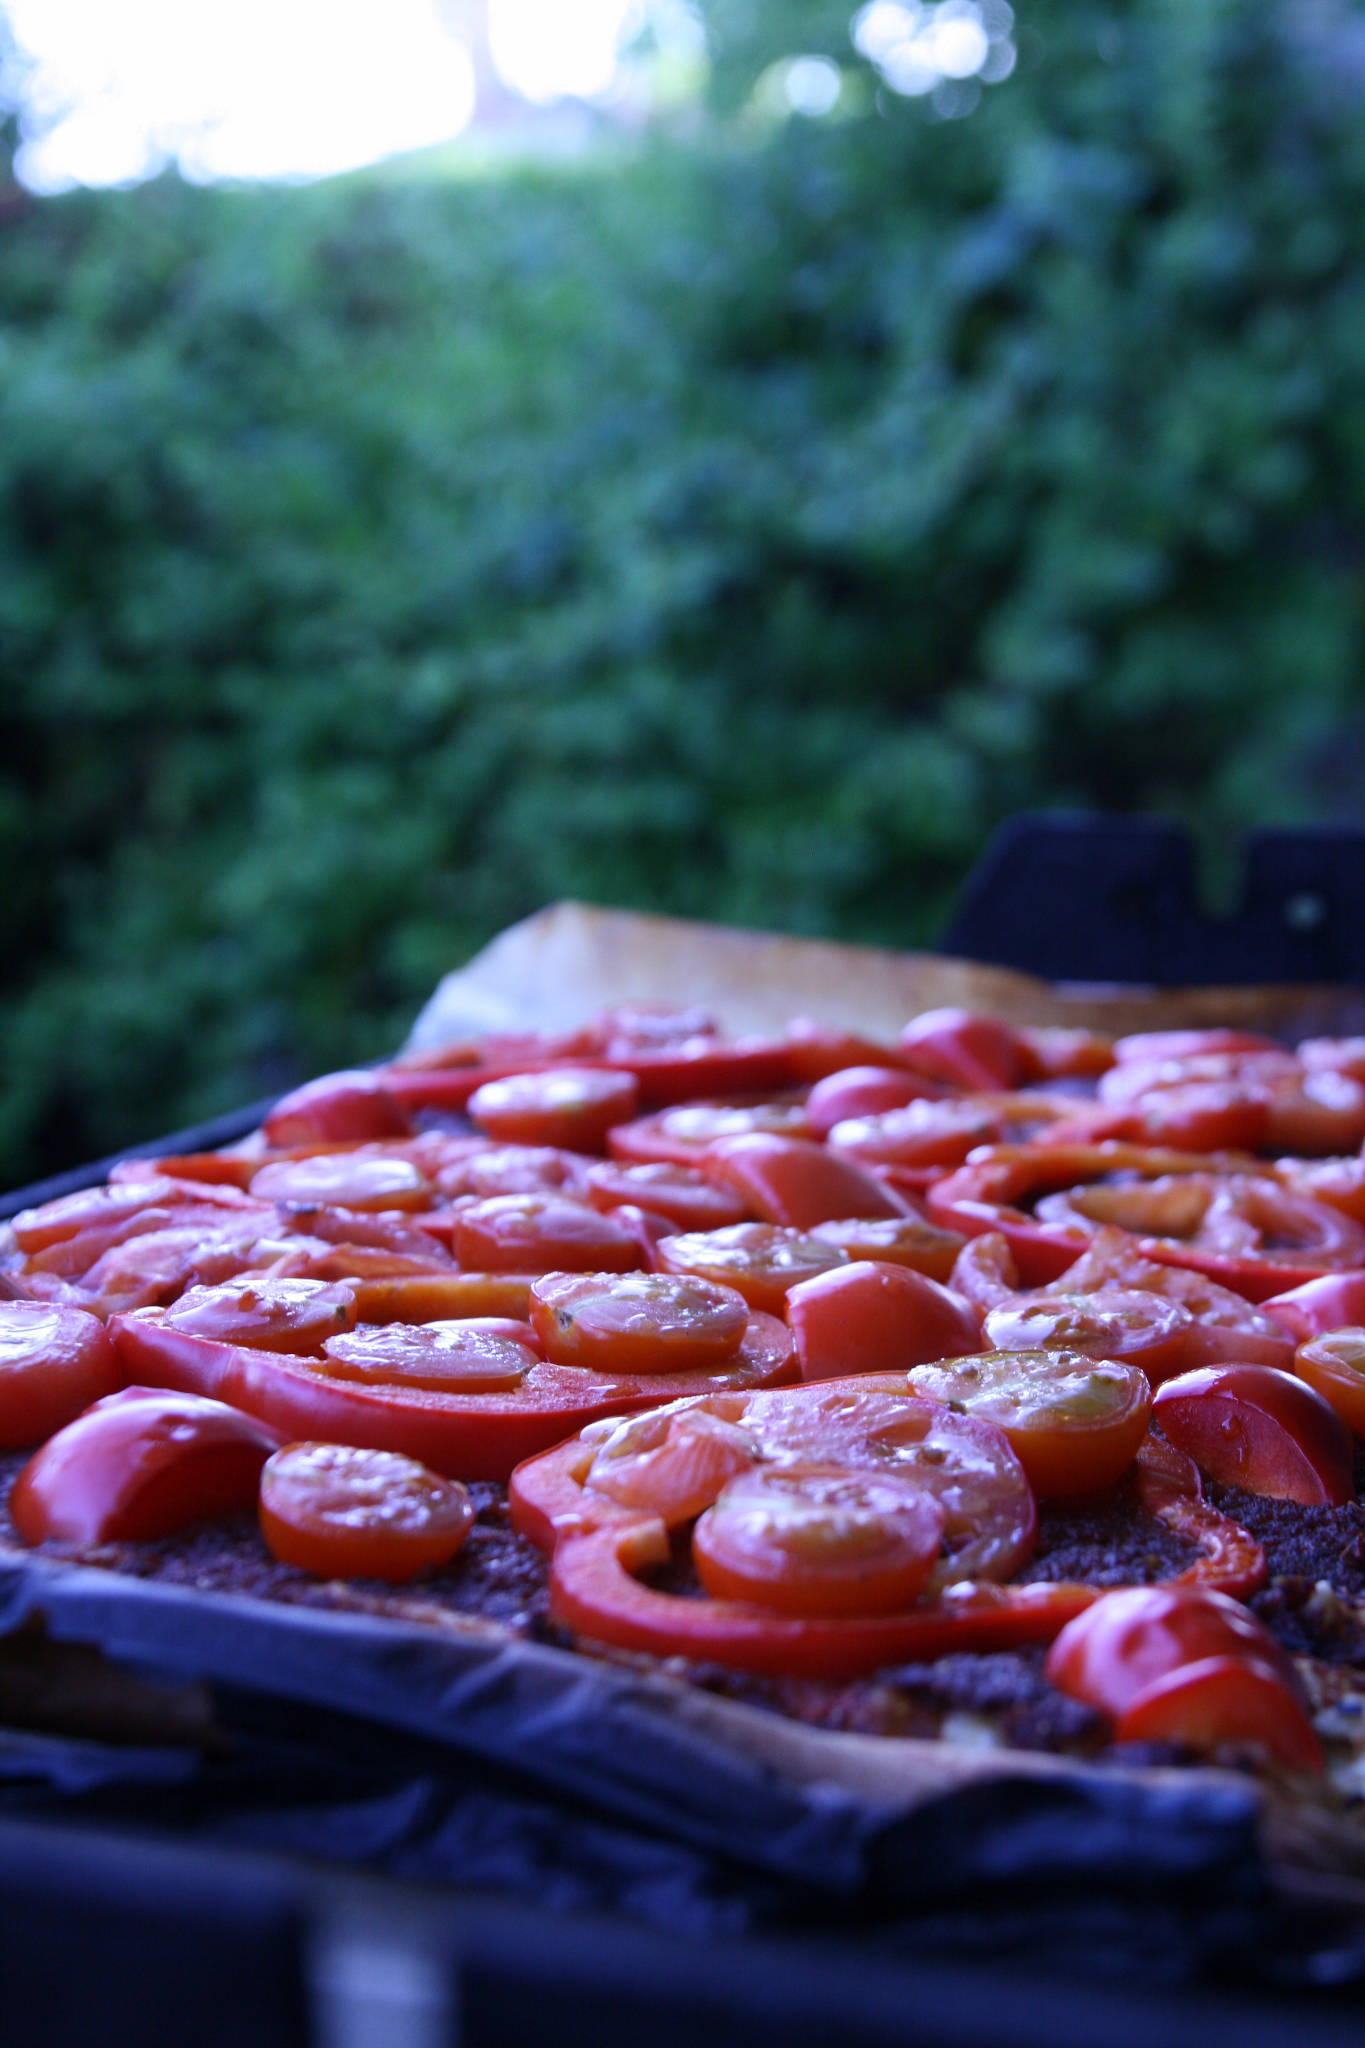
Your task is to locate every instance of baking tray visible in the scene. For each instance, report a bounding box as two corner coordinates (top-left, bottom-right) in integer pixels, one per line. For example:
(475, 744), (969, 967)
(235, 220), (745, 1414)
(7, 855), (1365, 2031)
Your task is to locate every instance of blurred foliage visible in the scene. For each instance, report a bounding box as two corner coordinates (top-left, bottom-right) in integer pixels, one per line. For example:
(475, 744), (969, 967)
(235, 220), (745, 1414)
(3, 0), (1365, 1183)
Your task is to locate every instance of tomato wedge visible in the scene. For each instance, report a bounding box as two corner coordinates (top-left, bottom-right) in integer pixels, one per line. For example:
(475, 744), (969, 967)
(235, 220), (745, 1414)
(705, 1133), (907, 1228)
(10, 1388), (283, 1545)
(1153, 1364), (1355, 1506)
(258, 1442), (475, 1582)
(785, 1261), (982, 1382)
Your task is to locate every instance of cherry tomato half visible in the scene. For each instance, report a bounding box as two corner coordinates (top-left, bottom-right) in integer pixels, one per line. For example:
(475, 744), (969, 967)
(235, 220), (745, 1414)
(692, 1463), (946, 1617)
(529, 1271), (749, 1374)
(258, 1442), (474, 1582)
(467, 1067), (640, 1153)
(907, 1348), (1152, 1498)
(0, 1301), (122, 1449)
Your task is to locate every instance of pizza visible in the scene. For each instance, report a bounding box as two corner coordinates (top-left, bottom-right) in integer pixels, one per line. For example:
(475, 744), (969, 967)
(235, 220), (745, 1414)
(6, 990), (1365, 1877)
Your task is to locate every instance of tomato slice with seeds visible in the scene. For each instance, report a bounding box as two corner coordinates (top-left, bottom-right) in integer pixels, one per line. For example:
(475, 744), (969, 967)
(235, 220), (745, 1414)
(607, 1100), (812, 1167)
(162, 1277), (358, 1354)
(656, 1223), (849, 1314)
(981, 1288), (1194, 1384)
(907, 1348), (1152, 1498)
(451, 1194), (643, 1274)
(0, 1301), (123, 1449)
(583, 1159), (748, 1231)
(529, 1271), (749, 1374)
(467, 1067), (640, 1152)
(438, 1146), (591, 1200)
(258, 1442), (475, 1582)
(810, 1213), (966, 1284)
(319, 1321), (539, 1393)
(692, 1463), (946, 1617)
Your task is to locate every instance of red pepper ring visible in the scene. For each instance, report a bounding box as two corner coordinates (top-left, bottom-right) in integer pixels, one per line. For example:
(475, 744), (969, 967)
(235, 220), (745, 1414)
(928, 1143), (1364, 1301)
(545, 1519), (1100, 1681)
(108, 1305), (797, 1483)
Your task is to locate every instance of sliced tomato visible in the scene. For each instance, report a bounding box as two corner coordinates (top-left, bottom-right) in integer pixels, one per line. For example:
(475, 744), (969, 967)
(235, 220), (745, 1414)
(161, 1277), (359, 1354)
(9, 1387), (283, 1545)
(583, 1159), (748, 1232)
(1115, 1655), (1325, 1768)
(0, 1301), (123, 1449)
(1154, 1363), (1355, 1506)
(607, 1100), (813, 1168)
(907, 1347), (1152, 1497)
(982, 1289), (1193, 1384)
(1112, 1030), (1282, 1065)
(579, 1402), (757, 1527)
(437, 1146), (591, 1200)
(529, 1271), (749, 1374)
(248, 1155), (435, 1213)
(1016, 1027), (1115, 1082)
(657, 1223), (849, 1314)
(692, 1464), (946, 1616)
(810, 1213), (966, 1285)
(467, 1067), (640, 1152)
(780, 1023), (907, 1084)
(705, 1133), (907, 1228)
(319, 1321), (540, 1393)
(263, 1070), (412, 1146)
(830, 1100), (1004, 1171)
(258, 1442), (474, 1582)
(785, 1260), (982, 1383)
(450, 1194), (643, 1274)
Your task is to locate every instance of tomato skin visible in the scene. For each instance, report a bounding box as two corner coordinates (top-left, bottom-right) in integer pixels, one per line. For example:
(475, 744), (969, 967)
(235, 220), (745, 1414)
(705, 1133), (907, 1230)
(785, 1261), (982, 1383)
(0, 1302), (123, 1449)
(899, 1009), (1026, 1091)
(1045, 1586), (1322, 1770)
(10, 1387), (283, 1545)
(1153, 1363), (1355, 1506)
(258, 1442), (475, 1582)
(263, 1071), (412, 1146)
(467, 1068), (640, 1153)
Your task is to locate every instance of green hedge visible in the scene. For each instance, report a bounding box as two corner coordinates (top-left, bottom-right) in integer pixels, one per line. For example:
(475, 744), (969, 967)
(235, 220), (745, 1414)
(3, 0), (1365, 1185)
